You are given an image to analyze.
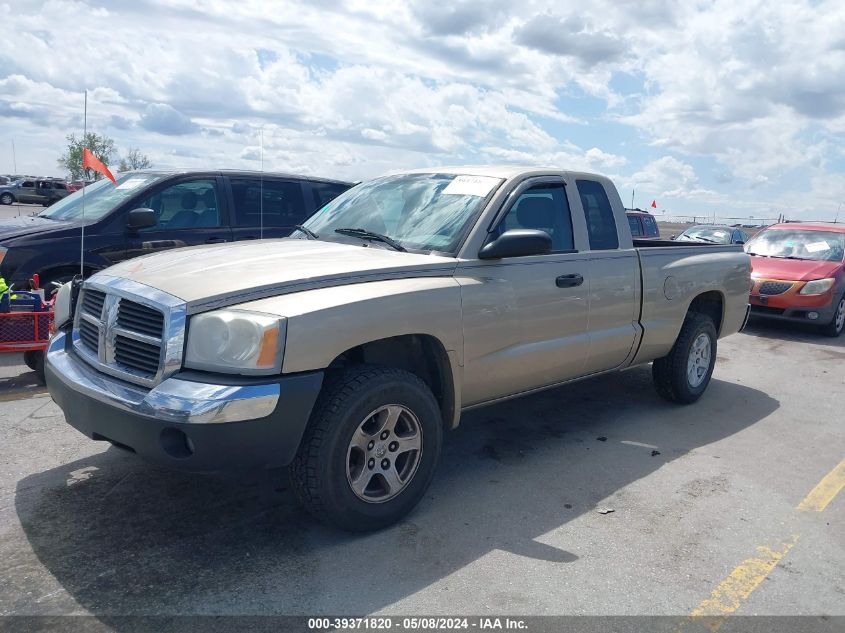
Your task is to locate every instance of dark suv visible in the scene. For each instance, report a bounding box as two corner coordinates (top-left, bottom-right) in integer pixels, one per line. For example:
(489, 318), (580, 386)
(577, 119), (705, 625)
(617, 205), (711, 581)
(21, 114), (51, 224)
(0, 170), (352, 286)
(0, 178), (71, 206)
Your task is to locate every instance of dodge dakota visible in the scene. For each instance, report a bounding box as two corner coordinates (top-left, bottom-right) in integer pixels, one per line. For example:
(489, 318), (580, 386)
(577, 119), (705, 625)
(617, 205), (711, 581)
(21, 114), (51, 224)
(45, 167), (751, 531)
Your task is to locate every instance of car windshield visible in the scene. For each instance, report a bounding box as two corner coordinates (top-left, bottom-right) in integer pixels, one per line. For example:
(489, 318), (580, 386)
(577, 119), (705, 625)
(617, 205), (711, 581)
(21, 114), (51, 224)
(38, 172), (167, 221)
(299, 173), (503, 253)
(745, 229), (845, 262)
(678, 227), (732, 243)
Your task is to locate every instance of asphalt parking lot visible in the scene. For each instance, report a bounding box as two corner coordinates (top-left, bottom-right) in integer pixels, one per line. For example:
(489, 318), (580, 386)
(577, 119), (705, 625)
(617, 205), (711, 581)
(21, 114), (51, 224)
(0, 319), (843, 623)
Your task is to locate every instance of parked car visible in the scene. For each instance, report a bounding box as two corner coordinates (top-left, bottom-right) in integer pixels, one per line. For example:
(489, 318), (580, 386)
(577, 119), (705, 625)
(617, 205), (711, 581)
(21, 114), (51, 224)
(673, 225), (748, 245)
(744, 222), (845, 336)
(626, 210), (660, 239)
(66, 180), (92, 193)
(0, 178), (70, 206)
(0, 169), (352, 287)
(45, 166), (750, 531)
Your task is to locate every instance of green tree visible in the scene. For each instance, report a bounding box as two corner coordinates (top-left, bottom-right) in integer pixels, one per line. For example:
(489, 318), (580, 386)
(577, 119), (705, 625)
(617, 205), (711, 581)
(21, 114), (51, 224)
(118, 147), (153, 172)
(57, 132), (117, 180)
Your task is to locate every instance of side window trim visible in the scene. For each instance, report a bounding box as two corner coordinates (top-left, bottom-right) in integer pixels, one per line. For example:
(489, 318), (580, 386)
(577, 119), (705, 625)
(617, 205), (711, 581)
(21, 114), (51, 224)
(488, 179), (577, 254)
(136, 176), (224, 232)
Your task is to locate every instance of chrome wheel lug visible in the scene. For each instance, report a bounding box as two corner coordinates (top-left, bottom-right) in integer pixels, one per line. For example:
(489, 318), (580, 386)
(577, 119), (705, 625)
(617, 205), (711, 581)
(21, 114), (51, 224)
(367, 440), (375, 450)
(381, 458), (390, 469)
(389, 441), (398, 452)
(380, 431), (389, 440)
(368, 458), (375, 469)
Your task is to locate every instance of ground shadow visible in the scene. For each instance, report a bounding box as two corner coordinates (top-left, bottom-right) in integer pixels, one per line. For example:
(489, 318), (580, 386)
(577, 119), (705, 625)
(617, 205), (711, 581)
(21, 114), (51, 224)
(13, 366), (779, 617)
(742, 317), (845, 350)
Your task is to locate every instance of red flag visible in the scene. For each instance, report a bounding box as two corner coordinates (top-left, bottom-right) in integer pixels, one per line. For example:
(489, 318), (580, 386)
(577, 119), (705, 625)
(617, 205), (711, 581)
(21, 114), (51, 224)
(82, 147), (116, 184)
(651, 200), (657, 209)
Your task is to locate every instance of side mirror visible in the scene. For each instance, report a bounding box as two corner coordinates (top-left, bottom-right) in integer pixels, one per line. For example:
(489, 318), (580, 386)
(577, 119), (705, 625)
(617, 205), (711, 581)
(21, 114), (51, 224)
(126, 208), (157, 230)
(478, 229), (552, 260)
(735, 240), (745, 245)
(669, 235), (676, 240)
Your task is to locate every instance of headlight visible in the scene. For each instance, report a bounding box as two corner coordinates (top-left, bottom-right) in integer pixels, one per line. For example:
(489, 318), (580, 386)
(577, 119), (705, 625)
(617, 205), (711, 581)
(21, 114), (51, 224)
(185, 310), (285, 375)
(799, 278), (835, 295)
(52, 281), (73, 328)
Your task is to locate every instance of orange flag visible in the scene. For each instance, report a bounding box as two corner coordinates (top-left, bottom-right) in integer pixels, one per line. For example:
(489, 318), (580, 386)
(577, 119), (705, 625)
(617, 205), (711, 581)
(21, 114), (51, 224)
(651, 200), (657, 208)
(82, 147), (116, 184)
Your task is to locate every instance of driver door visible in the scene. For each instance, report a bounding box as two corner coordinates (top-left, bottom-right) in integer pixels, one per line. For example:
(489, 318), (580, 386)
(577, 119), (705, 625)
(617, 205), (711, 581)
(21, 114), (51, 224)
(457, 179), (591, 406)
(124, 177), (231, 259)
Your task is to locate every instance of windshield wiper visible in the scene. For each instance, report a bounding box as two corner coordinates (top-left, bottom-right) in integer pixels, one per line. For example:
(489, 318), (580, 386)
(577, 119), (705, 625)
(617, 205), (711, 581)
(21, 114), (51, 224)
(293, 224), (319, 240)
(768, 255), (808, 260)
(691, 236), (719, 243)
(334, 227), (407, 252)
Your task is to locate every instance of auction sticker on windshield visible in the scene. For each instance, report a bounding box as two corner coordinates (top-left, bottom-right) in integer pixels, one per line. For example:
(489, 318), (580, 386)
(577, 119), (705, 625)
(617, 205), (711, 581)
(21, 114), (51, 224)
(443, 175), (500, 197)
(806, 241), (830, 253)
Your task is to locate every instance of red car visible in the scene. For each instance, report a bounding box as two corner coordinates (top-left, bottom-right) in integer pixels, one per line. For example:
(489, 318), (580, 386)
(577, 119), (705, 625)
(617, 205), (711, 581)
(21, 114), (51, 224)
(626, 210), (660, 239)
(744, 222), (845, 336)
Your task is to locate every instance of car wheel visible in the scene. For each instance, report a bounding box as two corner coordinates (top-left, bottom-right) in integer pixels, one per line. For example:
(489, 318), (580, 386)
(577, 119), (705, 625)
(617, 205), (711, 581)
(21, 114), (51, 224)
(652, 312), (718, 404)
(290, 365), (443, 532)
(0, 193), (14, 205)
(24, 351), (46, 384)
(821, 295), (845, 337)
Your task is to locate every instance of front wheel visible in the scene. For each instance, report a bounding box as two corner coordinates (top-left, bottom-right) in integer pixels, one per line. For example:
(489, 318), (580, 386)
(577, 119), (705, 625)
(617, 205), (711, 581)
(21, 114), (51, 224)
(821, 295), (845, 337)
(290, 366), (443, 531)
(652, 312), (718, 404)
(0, 193), (14, 205)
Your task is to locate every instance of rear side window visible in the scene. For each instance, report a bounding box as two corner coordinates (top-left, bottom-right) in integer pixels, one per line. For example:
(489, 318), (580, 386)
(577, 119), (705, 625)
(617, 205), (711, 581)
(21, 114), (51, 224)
(641, 214), (658, 237)
(577, 180), (619, 250)
(230, 179), (306, 227)
(628, 216), (642, 236)
(311, 182), (350, 210)
(495, 183), (574, 252)
(22, 181), (34, 187)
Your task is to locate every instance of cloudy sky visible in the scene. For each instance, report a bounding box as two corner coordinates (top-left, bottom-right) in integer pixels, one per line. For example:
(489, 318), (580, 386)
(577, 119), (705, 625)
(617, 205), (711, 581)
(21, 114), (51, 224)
(1, 0), (844, 220)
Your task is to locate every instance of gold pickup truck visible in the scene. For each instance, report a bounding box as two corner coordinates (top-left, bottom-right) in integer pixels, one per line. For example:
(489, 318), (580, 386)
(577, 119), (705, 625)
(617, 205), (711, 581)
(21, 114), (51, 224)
(45, 167), (751, 531)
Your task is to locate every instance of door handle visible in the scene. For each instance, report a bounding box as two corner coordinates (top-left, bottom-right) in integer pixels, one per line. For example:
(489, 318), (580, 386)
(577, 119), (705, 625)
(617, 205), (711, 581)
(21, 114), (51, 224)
(555, 274), (584, 288)
(205, 237), (228, 244)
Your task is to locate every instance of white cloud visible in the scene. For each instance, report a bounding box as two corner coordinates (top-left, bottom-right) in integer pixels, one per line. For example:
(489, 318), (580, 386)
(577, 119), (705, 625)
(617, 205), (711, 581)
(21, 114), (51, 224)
(0, 0), (843, 219)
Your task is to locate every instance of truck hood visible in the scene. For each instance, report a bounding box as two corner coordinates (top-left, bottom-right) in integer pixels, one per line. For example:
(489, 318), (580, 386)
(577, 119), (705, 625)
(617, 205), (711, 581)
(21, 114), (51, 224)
(0, 215), (78, 241)
(100, 238), (458, 312)
(749, 255), (841, 281)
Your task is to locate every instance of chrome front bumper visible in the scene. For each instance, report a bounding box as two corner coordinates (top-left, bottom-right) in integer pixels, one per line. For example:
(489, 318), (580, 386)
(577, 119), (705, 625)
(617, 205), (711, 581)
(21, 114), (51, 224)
(45, 331), (324, 472)
(46, 331), (279, 424)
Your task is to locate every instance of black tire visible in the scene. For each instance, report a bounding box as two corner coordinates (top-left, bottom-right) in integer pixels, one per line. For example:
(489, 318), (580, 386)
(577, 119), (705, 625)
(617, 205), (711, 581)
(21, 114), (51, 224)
(0, 192), (14, 205)
(821, 295), (845, 337)
(23, 350), (39, 371)
(34, 352), (46, 385)
(652, 312), (718, 404)
(290, 365), (443, 532)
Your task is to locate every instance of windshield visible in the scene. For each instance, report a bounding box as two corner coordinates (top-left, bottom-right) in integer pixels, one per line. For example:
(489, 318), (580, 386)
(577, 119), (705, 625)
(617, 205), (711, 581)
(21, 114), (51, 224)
(300, 173), (503, 253)
(38, 172), (167, 221)
(678, 227), (732, 243)
(745, 228), (845, 262)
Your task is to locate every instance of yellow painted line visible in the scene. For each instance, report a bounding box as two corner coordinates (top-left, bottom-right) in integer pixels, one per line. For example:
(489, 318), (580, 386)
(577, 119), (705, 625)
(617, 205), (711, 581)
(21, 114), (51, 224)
(688, 536), (798, 629)
(797, 458), (845, 512)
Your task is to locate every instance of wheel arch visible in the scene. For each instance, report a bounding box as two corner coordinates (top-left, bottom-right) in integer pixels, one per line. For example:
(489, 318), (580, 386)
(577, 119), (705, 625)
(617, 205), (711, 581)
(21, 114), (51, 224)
(325, 333), (459, 431)
(686, 289), (725, 335)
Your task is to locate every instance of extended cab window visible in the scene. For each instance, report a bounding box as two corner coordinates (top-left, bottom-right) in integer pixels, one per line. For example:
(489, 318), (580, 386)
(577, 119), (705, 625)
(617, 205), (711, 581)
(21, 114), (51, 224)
(628, 216), (642, 236)
(495, 184), (574, 252)
(231, 179), (306, 227)
(577, 180), (619, 250)
(642, 215), (658, 237)
(139, 180), (221, 229)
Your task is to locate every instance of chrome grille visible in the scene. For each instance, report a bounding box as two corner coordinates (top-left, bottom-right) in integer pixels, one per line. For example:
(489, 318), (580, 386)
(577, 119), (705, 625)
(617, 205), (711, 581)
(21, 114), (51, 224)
(71, 276), (186, 388)
(117, 301), (164, 338)
(81, 288), (106, 318)
(759, 281), (793, 295)
(114, 333), (162, 375)
(78, 318), (99, 352)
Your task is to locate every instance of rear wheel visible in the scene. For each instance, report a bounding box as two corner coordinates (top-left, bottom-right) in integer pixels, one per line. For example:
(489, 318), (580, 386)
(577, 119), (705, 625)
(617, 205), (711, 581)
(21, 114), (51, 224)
(821, 295), (845, 337)
(653, 312), (717, 404)
(0, 192), (14, 205)
(290, 365), (442, 531)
